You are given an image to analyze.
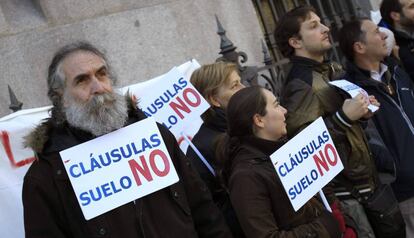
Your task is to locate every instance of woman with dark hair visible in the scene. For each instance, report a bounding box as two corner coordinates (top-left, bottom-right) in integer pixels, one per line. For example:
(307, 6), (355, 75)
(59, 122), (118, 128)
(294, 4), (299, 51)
(219, 86), (341, 238)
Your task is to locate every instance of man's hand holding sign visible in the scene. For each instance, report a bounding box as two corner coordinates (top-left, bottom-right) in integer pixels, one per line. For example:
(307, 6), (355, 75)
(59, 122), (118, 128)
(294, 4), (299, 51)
(330, 79), (380, 115)
(270, 117), (344, 212)
(60, 118), (179, 220)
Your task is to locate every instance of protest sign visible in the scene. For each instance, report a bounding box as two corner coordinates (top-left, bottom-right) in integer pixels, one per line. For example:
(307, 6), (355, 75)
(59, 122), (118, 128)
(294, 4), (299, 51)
(125, 67), (209, 138)
(330, 79), (379, 112)
(270, 117), (344, 211)
(0, 60), (202, 237)
(60, 117), (179, 220)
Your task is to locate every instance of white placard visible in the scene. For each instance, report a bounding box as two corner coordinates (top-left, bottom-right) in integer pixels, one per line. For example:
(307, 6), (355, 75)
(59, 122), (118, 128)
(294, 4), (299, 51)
(125, 67), (209, 138)
(59, 117), (179, 220)
(330, 79), (379, 112)
(270, 117), (344, 211)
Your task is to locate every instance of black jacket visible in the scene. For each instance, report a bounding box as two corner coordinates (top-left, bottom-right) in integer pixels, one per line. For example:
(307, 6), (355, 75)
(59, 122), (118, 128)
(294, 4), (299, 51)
(393, 29), (414, 82)
(186, 107), (245, 237)
(186, 107), (227, 204)
(23, 103), (232, 238)
(343, 59), (414, 202)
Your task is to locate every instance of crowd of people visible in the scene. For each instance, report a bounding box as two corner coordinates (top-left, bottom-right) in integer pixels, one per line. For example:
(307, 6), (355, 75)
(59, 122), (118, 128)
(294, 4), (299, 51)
(22, 1), (414, 238)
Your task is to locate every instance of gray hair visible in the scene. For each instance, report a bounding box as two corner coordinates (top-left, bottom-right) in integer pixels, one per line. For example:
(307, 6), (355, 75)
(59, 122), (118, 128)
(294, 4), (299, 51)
(47, 41), (117, 123)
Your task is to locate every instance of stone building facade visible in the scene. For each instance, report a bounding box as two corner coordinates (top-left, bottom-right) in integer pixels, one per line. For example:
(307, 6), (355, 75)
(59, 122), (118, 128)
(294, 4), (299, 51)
(0, 0), (379, 118)
(0, 0), (264, 117)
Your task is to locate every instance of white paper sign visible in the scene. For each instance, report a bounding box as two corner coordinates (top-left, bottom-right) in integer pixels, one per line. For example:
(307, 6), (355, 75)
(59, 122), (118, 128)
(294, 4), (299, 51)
(270, 117), (344, 211)
(59, 117), (179, 220)
(125, 67), (209, 138)
(330, 79), (379, 112)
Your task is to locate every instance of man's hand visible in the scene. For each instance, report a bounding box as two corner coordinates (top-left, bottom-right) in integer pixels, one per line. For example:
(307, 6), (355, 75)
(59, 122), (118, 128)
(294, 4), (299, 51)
(342, 93), (369, 121)
(362, 95), (380, 119)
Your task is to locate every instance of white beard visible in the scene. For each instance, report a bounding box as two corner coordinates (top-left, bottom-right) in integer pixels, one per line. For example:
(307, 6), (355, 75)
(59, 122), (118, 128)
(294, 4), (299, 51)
(63, 90), (128, 136)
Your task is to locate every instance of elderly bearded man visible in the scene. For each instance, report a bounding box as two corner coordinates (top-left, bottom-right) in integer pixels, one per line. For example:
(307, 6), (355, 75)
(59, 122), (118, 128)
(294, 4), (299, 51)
(22, 42), (232, 238)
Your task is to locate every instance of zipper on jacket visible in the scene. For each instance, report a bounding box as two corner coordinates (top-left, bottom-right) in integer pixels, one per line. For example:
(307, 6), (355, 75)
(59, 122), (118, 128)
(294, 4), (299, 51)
(393, 66), (403, 107)
(385, 67), (414, 134)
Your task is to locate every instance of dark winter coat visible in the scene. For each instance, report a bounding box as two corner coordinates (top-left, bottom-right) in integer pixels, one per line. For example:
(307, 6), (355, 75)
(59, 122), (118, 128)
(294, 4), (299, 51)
(343, 59), (414, 202)
(227, 136), (341, 238)
(393, 29), (414, 82)
(186, 107), (245, 237)
(186, 107), (227, 205)
(282, 56), (378, 201)
(22, 103), (232, 238)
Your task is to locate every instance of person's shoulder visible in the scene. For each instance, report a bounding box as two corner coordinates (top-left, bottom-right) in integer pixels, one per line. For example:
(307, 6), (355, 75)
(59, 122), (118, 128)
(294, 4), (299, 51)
(230, 147), (267, 172)
(393, 63), (414, 84)
(155, 123), (186, 161)
(228, 157), (268, 191)
(229, 162), (258, 181)
(24, 155), (55, 182)
(191, 124), (220, 146)
(287, 63), (314, 86)
(394, 32), (414, 46)
(155, 122), (173, 135)
(24, 119), (54, 154)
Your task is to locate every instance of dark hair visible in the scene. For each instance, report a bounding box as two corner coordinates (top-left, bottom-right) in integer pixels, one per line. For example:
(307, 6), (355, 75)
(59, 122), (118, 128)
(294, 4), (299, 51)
(216, 86), (267, 184)
(226, 86), (267, 137)
(274, 5), (316, 57)
(47, 41), (114, 123)
(380, 0), (402, 27)
(338, 19), (367, 62)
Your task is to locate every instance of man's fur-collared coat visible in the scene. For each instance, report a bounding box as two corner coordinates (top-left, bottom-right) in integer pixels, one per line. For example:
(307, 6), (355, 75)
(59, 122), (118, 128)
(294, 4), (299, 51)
(22, 98), (232, 238)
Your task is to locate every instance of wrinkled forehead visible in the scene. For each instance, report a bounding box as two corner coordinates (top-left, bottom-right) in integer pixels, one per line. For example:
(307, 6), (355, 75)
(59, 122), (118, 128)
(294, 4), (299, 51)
(61, 51), (106, 79)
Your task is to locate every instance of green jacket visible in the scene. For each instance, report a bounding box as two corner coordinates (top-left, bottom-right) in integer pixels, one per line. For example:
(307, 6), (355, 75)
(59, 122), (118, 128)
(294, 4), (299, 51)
(282, 56), (377, 201)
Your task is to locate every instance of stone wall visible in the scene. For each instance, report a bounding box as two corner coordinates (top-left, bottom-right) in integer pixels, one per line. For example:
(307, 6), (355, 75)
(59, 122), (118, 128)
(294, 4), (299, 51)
(0, 0), (264, 117)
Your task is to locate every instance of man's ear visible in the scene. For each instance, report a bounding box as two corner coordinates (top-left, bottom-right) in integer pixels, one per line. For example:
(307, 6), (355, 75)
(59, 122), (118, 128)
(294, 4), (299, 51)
(353, 41), (365, 55)
(55, 89), (67, 107)
(390, 11), (401, 23)
(288, 36), (302, 50)
(208, 95), (221, 108)
(253, 114), (264, 128)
